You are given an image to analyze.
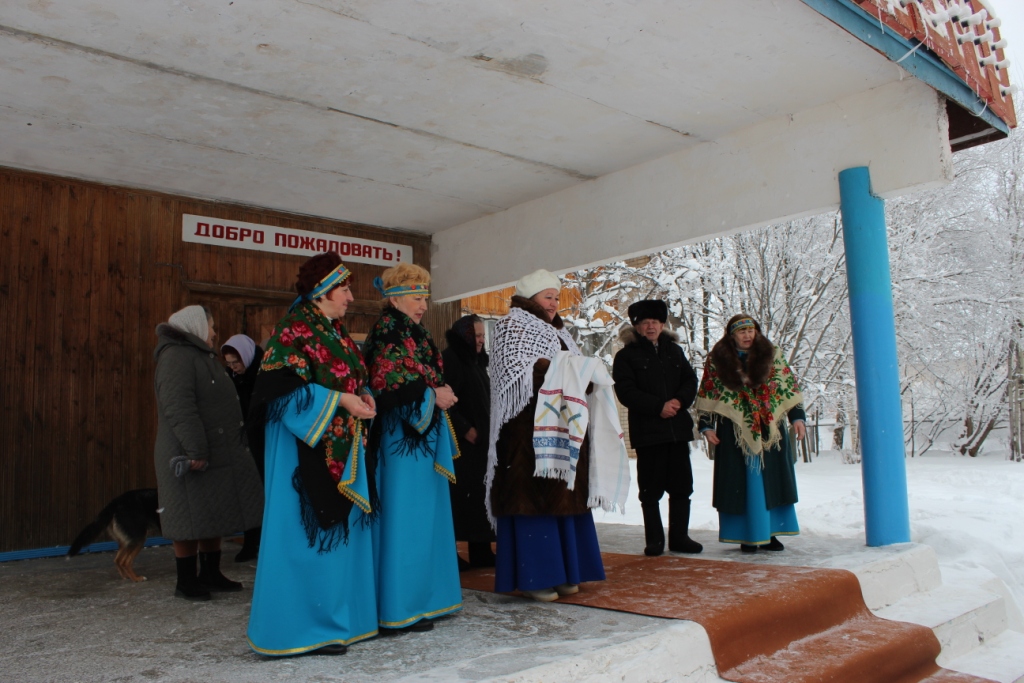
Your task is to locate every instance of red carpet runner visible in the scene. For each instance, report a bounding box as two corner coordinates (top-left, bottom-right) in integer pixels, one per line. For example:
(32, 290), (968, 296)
(459, 552), (994, 683)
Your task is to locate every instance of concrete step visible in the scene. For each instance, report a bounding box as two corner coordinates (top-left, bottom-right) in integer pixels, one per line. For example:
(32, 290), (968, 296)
(476, 621), (729, 683)
(943, 630), (1024, 683)
(840, 542), (944, 611)
(875, 584), (1008, 663)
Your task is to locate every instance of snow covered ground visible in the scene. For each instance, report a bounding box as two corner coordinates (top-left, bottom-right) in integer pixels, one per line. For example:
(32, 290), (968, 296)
(597, 447), (1024, 616)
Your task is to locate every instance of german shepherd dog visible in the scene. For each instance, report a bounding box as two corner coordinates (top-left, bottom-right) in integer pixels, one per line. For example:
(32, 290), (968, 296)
(67, 488), (161, 582)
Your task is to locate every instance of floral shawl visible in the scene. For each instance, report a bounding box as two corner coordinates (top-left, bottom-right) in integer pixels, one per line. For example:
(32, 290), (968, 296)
(694, 346), (803, 464)
(364, 306), (454, 463)
(250, 300), (375, 552)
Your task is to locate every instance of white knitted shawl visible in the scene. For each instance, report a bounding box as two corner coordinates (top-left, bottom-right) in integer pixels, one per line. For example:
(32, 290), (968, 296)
(484, 306), (580, 526)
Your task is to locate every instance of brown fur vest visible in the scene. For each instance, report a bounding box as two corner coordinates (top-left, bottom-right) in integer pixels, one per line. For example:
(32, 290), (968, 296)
(489, 296), (591, 517)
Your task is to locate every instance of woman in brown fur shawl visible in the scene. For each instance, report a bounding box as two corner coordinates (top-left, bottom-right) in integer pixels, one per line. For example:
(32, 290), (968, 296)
(486, 269), (605, 601)
(695, 314), (806, 553)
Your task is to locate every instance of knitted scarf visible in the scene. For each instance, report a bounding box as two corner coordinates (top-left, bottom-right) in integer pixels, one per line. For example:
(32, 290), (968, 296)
(694, 346), (803, 466)
(364, 306), (451, 462)
(484, 301), (581, 524)
(249, 300), (374, 553)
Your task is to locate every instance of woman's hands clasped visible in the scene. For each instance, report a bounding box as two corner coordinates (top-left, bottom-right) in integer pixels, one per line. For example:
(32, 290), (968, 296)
(434, 385), (458, 410)
(341, 392), (377, 420)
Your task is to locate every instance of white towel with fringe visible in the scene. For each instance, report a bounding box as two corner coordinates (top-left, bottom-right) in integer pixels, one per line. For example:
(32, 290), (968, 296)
(533, 352), (629, 514)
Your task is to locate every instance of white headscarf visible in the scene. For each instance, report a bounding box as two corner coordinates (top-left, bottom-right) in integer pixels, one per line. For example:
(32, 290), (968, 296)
(222, 334), (257, 370)
(168, 305), (209, 343)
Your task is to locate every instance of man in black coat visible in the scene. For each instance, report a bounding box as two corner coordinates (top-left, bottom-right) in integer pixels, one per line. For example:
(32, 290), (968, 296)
(612, 299), (702, 556)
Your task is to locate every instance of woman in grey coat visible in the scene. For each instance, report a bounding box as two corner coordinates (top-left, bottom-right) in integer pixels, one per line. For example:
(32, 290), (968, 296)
(153, 305), (264, 600)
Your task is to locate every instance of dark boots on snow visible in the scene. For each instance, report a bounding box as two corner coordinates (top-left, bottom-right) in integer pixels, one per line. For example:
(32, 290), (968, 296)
(174, 555), (211, 601)
(642, 503), (665, 556)
(668, 501), (703, 554)
(198, 550), (243, 592)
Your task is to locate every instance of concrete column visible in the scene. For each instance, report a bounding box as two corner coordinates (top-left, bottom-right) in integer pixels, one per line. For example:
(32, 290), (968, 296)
(838, 166), (911, 546)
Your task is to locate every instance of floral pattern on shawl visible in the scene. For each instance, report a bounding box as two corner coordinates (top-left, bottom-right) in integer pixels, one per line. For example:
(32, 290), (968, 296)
(694, 346), (803, 462)
(261, 301), (367, 483)
(364, 309), (444, 395)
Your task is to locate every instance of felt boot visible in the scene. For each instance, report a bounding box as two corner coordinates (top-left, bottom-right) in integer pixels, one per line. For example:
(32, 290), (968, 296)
(234, 527), (260, 562)
(198, 550), (243, 592)
(642, 503), (665, 556)
(668, 500), (703, 553)
(174, 555), (211, 601)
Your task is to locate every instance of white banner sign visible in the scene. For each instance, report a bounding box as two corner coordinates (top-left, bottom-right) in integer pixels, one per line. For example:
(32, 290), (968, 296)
(182, 214), (413, 266)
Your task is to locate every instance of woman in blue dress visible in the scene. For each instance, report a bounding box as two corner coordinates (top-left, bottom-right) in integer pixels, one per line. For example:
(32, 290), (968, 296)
(364, 263), (463, 632)
(246, 252), (379, 656)
(695, 314), (806, 553)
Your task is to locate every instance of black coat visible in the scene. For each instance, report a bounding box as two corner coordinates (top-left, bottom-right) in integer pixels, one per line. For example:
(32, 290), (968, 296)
(442, 329), (495, 542)
(230, 345), (264, 420)
(699, 407), (805, 515)
(612, 328), (698, 449)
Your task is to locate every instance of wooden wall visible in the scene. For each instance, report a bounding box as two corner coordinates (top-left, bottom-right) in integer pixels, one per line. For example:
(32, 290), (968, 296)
(0, 166), (441, 552)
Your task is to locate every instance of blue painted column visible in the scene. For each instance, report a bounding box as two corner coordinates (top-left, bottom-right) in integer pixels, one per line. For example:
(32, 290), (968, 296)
(838, 166), (911, 546)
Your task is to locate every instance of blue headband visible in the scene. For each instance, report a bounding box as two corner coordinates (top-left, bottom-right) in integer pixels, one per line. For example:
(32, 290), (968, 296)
(373, 276), (429, 298)
(290, 263), (351, 311)
(729, 317), (756, 334)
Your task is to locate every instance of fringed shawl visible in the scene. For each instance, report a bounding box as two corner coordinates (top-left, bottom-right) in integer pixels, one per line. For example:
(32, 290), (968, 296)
(364, 306), (453, 469)
(694, 346), (803, 466)
(248, 300), (374, 553)
(484, 299), (581, 525)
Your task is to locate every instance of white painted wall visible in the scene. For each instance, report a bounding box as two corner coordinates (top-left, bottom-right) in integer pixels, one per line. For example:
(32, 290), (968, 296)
(431, 78), (953, 300)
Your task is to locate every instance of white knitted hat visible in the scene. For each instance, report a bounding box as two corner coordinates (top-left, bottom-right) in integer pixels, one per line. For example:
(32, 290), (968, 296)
(168, 305), (209, 342)
(515, 269), (561, 299)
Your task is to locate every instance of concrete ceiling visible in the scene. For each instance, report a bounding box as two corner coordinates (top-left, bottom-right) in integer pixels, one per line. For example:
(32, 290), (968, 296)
(0, 0), (906, 233)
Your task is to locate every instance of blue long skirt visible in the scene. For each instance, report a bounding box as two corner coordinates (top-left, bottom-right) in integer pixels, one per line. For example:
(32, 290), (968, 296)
(373, 406), (463, 627)
(719, 461), (799, 545)
(494, 513), (605, 593)
(247, 394), (378, 655)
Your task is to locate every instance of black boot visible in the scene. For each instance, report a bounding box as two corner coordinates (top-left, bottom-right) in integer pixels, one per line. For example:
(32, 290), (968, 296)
(198, 551), (243, 592)
(468, 542), (496, 568)
(668, 500), (703, 554)
(175, 555), (211, 601)
(641, 503), (665, 556)
(234, 527), (260, 563)
(764, 536), (785, 551)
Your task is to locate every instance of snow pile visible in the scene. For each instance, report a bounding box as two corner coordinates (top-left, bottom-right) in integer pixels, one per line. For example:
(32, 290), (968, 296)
(598, 449), (1024, 612)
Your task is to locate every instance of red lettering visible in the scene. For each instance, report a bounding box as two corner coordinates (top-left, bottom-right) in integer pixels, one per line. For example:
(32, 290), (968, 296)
(274, 233), (287, 247)
(383, 248), (393, 261)
(287, 235), (300, 249)
(195, 222), (210, 237)
(226, 225), (238, 240)
(254, 230), (265, 244)
(373, 246), (382, 259)
(339, 242), (351, 256)
(315, 238), (327, 252)
(299, 236), (315, 250)
(327, 240), (339, 253)
(239, 228), (252, 242)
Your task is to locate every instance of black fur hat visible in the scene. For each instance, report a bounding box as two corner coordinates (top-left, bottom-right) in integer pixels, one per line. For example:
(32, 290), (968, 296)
(628, 299), (668, 326)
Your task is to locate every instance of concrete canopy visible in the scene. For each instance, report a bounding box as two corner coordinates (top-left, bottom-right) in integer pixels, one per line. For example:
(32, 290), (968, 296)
(0, 1), (1011, 298)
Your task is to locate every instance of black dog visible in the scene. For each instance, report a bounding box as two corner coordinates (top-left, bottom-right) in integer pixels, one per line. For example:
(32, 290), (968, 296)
(67, 489), (161, 582)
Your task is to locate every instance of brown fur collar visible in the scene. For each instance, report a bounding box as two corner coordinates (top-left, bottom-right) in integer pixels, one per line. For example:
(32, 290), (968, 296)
(708, 333), (775, 391)
(618, 326), (680, 347)
(510, 295), (564, 329)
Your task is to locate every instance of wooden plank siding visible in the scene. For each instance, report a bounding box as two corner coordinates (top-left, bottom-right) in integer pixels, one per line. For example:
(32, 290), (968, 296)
(0, 167), (432, 552)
